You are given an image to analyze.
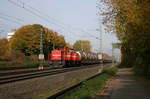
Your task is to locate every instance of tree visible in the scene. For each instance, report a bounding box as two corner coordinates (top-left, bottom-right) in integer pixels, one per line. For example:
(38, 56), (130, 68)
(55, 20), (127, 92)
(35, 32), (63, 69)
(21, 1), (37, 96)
(0, 38), (8, 56)
(66, 42), (73, 49)
(100, 0), (150, 75)
(55, 35), (66, 48)
(9, 24), (66, 59)
(73, 40), (91, 52)
(0, 38), (11, 61)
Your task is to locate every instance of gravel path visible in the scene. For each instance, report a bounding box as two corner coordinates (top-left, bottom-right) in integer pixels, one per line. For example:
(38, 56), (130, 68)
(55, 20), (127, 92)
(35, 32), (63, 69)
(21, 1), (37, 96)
(100, 68), (150, 99)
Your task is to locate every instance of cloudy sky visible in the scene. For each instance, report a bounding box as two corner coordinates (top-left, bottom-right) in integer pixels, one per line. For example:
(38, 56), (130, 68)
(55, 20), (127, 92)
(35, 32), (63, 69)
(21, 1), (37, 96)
(0, 0), (120, 59)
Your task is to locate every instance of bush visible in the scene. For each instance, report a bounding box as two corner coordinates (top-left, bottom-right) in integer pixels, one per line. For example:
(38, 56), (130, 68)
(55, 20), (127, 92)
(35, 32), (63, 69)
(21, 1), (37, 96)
(0, 49), (50, 68)
(133, 56), (150, 77)
(102, 67), (118, 75)
(10, 50), (25, 60)
(0, 51), (37, 68)
(29, 54), (38, 62)
(0, 51), (11, 61)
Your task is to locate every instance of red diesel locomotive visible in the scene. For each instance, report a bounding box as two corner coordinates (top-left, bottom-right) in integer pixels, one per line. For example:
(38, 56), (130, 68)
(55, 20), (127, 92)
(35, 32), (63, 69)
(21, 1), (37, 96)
(48, 47), (102, 67)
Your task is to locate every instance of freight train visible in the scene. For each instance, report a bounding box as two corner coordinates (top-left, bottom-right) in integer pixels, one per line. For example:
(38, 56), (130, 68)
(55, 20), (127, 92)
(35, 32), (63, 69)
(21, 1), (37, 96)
(48, 47), (112, 67)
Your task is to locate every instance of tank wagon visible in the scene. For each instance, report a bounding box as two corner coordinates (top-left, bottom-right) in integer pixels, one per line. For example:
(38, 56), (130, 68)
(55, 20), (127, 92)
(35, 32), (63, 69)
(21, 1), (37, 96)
(48, 47), (102, 67)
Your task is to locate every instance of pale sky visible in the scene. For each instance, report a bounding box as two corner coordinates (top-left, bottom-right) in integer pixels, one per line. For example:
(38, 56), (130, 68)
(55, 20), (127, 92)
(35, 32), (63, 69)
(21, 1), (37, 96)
(0, 0), (120, 59)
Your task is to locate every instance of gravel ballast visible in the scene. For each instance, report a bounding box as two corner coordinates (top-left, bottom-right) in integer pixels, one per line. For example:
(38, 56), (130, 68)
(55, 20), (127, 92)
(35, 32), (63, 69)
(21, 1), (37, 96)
(0, 64), (112, 99)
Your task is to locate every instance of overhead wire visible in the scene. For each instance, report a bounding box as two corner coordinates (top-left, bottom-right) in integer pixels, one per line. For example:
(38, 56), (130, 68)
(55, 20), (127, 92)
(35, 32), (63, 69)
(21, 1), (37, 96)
(0, 16), (23, 25)
(8, 0), (66, 30)
(8, 0), (84, 38)
(8, 0), (99, 41)
(0, 12), (24, 22)
(81, 30), (100, 40)
(16, 0), (79, 31)
(9, 0), (85, 43)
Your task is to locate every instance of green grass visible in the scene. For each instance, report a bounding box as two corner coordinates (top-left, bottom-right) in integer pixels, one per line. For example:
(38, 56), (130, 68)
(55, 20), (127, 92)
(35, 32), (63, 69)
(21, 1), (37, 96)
(62, 67), (118, 99)
(0, 60), (49, 69)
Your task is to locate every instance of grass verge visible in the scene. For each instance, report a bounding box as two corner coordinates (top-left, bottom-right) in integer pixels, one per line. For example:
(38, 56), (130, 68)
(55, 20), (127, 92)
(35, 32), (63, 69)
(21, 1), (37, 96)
(0, 60), (49, 69)
(62, 67), (118, 99)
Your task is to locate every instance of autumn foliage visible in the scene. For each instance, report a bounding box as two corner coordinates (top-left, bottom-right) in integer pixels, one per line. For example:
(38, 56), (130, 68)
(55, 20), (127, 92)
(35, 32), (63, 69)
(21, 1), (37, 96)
(0, 38), (25, 66)
(0, 24), (67, 68)
(0, 38), (9, 61)
(73, 40), (91, 52)
(9, 24), (66, 59)
(101, 0), (150, 76)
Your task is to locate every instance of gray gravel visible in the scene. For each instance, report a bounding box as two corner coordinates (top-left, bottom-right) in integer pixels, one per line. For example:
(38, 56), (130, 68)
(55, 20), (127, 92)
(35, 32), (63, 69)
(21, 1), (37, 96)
(0, 64), (110, 99)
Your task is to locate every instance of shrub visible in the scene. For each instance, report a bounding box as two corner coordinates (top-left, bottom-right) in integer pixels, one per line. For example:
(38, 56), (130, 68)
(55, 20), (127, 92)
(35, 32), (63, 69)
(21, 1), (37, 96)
(0, 51), (11, 61)
(10, 50), (25, 60)
(29, 54), (38, 62)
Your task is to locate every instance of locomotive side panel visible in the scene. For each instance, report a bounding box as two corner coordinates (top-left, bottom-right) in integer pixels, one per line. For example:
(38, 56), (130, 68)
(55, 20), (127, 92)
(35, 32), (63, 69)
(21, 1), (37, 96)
(48, 50), (65, 67)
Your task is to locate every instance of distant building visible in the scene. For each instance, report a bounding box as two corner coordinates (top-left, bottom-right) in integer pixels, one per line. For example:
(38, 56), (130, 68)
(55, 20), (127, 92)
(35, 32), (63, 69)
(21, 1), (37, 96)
(7, 31), (15, 41)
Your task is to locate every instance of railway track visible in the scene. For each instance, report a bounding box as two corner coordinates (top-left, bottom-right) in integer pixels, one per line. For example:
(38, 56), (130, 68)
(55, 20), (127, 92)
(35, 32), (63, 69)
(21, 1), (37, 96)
(45, 63), (116, 99)
(0, 64), (102, 84)
(0, 66), (57, 76)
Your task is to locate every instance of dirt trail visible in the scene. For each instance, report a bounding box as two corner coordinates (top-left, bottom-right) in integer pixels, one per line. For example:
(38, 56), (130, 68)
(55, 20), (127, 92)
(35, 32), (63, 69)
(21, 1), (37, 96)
(100, 68), (150, 99)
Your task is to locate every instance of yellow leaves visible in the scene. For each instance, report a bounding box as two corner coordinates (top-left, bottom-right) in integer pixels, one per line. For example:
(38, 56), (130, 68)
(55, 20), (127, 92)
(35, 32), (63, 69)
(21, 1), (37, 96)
(101, 0), (150, 54)
(9, 24), (66, 56)
(101, 0), (150, 36)
(66, 42), (73, 49)
(0, 38), (11, 61)
(101, 0), (143, 32)
(55, 35), (66, 47)
(73, 40), (91, 52)
(0, 38), (8, 56)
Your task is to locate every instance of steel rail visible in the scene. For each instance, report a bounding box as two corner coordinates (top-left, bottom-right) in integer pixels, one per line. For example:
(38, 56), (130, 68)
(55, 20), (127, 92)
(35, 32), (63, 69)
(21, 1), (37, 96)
(0, 64), (100, 84)
(45, 63), (116, 99)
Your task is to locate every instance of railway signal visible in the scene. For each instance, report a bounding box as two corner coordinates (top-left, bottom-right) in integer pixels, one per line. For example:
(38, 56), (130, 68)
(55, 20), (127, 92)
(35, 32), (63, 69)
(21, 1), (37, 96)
(96, 19), (103, 64)
(38, 28), (44, 70)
